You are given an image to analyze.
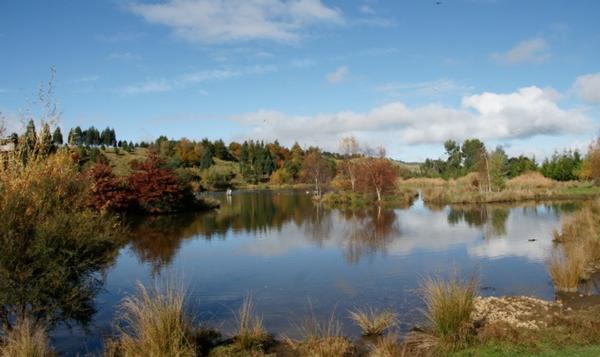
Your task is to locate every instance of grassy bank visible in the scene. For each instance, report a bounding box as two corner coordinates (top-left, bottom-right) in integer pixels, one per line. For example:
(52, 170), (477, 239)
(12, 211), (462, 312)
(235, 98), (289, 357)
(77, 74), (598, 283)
(400, 172), (600, 204)
(319, 188), (419, 209)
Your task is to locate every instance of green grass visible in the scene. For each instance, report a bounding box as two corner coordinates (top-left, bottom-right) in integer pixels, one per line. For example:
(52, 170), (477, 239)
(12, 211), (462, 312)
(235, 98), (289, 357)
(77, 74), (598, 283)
(103, 147), (149, 176)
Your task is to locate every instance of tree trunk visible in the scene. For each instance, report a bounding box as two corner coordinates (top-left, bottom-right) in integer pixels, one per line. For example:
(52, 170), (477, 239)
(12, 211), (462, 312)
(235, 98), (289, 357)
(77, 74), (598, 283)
(376, 187), (381, 203)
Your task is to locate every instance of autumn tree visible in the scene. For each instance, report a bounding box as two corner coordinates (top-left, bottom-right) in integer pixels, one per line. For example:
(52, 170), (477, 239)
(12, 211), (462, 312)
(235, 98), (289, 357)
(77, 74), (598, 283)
(128, 154), (194, 213)
(85, 163), (135, 212)
(582, 137), (600, 185)
(357, 148), (398, 203)
(301, 149), (333, 197)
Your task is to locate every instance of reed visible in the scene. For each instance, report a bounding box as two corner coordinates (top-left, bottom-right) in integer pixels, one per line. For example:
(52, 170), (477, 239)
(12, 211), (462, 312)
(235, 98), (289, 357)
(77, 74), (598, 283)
(234, 295), (270, 351)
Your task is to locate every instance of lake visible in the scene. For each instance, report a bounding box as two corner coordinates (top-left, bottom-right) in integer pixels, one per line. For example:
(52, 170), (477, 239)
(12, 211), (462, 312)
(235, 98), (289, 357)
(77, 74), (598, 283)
(49, 190), (587, 355)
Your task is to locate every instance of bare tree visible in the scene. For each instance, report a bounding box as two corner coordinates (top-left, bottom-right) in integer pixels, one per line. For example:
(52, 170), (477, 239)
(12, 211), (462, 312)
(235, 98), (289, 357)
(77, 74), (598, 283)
(339, 136), (360, 191)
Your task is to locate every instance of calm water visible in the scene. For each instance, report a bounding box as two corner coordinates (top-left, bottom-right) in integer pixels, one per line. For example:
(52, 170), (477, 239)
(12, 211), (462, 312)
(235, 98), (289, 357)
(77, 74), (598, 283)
(49, 190), (588, 355)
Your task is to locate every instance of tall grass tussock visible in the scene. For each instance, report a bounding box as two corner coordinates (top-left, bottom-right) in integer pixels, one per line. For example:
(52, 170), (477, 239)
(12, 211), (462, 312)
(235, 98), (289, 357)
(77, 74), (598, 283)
(348, 307), (397, 336)
(419, 273), (477, 351)
(106, 282), (197, 357)
(233, 295), (270, 351)
(0, 319), (54, 357)
(549, 199), (600, 292)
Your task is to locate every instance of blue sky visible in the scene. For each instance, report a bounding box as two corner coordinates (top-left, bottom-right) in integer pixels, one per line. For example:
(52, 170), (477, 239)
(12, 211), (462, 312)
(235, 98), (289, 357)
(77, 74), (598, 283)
(1, 0), (599, 161)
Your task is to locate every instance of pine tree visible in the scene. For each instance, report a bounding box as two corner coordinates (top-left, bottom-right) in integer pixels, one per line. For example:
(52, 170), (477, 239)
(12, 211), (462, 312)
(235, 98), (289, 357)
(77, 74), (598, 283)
(52, 127), (63, 145)
(25, 119), (37, 152)
(40, 123), (53, 156)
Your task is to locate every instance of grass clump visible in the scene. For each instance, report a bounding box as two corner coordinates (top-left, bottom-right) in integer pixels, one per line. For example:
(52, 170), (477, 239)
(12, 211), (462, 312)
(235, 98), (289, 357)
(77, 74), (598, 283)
(106, 281), (197, 357)
(548, 248), (586, 293)
(0, 319), (54, 357)
(233, 296), (270, 352)
(284, 309), (355, 357)
(348, 307), (397, 336)
(419, 274), (477, 351)
(367, 334), (403, 357)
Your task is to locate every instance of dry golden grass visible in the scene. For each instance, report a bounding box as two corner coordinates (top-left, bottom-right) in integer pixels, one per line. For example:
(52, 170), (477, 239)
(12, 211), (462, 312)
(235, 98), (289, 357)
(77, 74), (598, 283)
(548, 248), (586, 293)
(107, 281), (196, 357)
(234, 295), (270, 351)
(419, 274), (477, 350)
(284, 309), (355, 357)
(0, 319), (54, 357)
(399, 177), (446, 188)
(549, 199), (600, 292)
(367, 334), (403, 357)
(506, 171), (558, 189)
(348, 307), (397, 336)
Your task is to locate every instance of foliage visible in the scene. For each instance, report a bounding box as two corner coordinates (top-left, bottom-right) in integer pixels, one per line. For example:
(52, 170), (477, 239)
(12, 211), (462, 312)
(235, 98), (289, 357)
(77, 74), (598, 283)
(202, 165), (235, 190)
(84, 163), (136, 212)
(541, 150), (582, 181)
(581, 137), (600, 185)
(0, 150), (118, 330)
(128, 154), (197, 213)
(301, 149), (334, 196)
(356, 156), (398, 202)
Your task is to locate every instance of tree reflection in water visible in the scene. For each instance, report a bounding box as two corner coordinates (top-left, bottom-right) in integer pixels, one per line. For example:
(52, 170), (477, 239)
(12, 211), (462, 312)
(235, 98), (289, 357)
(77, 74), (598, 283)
(0, 227), (119, 331)
(447, 204), (510, 237)
(126, 191), (406, 273)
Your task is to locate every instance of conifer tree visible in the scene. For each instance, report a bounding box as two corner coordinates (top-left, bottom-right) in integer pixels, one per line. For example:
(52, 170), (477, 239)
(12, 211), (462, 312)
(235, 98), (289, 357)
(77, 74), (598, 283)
(52, 126), (63, 145)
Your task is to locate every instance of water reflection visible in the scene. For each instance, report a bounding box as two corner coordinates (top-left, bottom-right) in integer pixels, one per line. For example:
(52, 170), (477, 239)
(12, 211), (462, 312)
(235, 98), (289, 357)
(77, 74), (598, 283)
(0, 229), (119, 331)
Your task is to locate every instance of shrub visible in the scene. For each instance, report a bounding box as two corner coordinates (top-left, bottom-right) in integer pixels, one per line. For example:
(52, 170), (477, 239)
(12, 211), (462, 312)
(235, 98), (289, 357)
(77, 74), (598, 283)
(128, 154), (196, 213)
(0, 150), (118, 329)
(85, 163), (136, 212)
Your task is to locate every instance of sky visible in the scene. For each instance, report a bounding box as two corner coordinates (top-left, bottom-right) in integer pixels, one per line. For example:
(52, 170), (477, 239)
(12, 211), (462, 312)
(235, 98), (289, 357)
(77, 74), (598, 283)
(1, 0), (600, 162)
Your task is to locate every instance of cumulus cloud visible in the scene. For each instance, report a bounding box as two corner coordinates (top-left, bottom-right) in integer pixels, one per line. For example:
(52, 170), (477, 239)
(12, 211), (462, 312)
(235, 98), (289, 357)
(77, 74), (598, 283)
(326, 65), (348, 84)
(233, 86), (592, 151)
(572, 72), (600, 104)
(491, 38), (551, 64)
(130, 0), (343, 44)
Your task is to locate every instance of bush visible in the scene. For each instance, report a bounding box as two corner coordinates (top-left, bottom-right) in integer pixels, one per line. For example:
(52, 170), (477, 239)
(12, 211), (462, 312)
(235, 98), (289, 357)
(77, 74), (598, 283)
(202, 166), (235, 190)
(0, 150), (118, 329)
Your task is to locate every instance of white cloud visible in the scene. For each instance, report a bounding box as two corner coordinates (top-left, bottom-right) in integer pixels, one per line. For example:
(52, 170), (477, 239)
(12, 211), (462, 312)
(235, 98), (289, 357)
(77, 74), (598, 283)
(491, 38), (551, 64)
(108, 52), (141, 61)
(359, 4), (375, 14)
(572, 72), (600, 104)
(130, 0), (343, 44)
(233, 86), (592, 151)
(326, 65), (348, 84)
(116, 65), (276, 95)
(376, 78), (474, 97)
(118, 80), (173, 95)
(71, 75), (100, 84)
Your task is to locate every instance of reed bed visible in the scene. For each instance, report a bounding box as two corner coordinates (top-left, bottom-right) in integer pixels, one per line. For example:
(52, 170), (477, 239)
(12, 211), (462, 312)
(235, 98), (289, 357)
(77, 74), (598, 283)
(549, 199), (600, 292)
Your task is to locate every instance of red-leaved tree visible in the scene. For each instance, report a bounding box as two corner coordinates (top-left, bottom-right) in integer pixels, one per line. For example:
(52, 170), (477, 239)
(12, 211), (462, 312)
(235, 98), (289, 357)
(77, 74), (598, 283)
(84, 163), (135, 212)
(128, 154), (193, 213)
(357, 157), (398, 203)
